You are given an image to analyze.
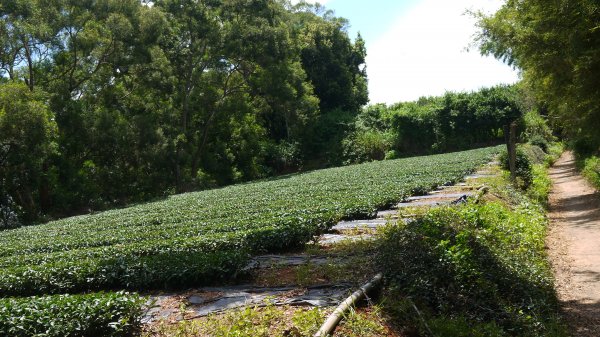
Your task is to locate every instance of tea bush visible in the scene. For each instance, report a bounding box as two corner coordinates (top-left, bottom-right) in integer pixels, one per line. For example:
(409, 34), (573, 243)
(0, 146), (500, 295)
(0, 292), (144, 337)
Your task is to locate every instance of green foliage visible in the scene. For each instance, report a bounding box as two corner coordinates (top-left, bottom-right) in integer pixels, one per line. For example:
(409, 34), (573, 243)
(342, 85), (523, 163)
(0, 291), (145, 337)
(499, 147), (533, 187)
(342, 130), (393, 164)
(543, 142), (565, 167)
(378, 200), (565, 336)
(0, 0), (368, 222)
(573, 137), (599, 157)
(474, 0), (600, 148)
(0, 82), (57, 221)
(292, 8), (368, 164)
(522, 110), (554, 151)
(0, 147), (499, 296)
(145, 304), (325, 337)
(521, 144), (547, 166)
(581, 156), (600, 191)
(338, 307), (387, 336)
(265, 141), (303, 173)
(528, 164), (552, 208)
(427, 316), (505, 337)
(528, 135), (549, 153)
(0, 193), (20, 231)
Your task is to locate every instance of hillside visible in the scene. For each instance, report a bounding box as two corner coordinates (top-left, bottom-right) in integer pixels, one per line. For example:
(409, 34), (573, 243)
(0, 146), (500, 297)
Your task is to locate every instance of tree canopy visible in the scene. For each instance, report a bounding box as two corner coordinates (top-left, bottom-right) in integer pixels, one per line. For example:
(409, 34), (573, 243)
(0, 0), (368, 222)
(474, 0), (600, 148)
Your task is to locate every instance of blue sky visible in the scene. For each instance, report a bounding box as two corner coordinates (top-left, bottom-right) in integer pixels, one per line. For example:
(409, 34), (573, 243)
(293, 0), (519, 104)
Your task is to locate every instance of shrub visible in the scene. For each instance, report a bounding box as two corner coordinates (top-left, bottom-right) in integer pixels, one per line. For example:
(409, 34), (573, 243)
(342, 130), (393, 164)
(522, 110), (554, 145)
(521, 144), (547, 165)
(573, 137), (598, 157)
(0, 147), (501, 296)
(0, 291), (145, 337)
(378, 202), (564, 336)
(545, 142), (565, 166)
(528, 164), (552, 207)
(529, 135), (549, 153)
(581, 156), (600, 190)
(265, 141), (302, 173)
(499, 147), (533, 187)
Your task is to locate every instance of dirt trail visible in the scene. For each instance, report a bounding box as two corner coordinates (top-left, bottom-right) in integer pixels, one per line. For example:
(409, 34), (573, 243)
(548, 151), (600, 336)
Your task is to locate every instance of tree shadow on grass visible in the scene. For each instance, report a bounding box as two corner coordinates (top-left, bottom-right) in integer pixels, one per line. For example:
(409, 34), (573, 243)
(376, 214), (566, 337)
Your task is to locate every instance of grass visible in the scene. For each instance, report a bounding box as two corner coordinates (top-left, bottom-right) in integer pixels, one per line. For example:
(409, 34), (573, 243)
(251, 235), (381, 288)
(143, 303), (325, 337)
(142, 301), (393, 337)
(0, 146), (500, 296)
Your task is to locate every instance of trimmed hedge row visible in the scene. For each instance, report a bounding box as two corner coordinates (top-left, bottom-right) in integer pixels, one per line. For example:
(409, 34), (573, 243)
(0, 147), (500, 296)
(0, 292), (145, 337)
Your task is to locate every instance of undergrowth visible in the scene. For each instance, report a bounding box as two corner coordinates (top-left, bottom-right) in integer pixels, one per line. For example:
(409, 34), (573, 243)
(377, 156), (566, 336)
(143, 302), (390, 337)
(580, 156), (600, 191)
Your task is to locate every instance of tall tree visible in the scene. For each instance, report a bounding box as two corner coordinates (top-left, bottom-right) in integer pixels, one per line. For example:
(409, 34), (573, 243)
(474, 0), (600, 147)
(0, 82), (57, 220)
(290, 3), (368, 163)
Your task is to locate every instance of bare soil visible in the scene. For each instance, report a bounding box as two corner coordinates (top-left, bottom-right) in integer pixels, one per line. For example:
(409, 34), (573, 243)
(547, 151), (600, 336)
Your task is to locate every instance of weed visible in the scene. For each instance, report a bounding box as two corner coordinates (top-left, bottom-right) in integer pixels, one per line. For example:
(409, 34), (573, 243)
(377, 171), (567, 336)
(581, 155), (600, 190)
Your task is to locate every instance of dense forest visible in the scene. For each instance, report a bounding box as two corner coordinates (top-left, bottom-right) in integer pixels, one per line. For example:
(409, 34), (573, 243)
(0, 0), (370, 223)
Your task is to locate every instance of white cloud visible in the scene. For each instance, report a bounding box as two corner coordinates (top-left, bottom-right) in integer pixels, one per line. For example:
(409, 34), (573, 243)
(366, 0), (519, 104)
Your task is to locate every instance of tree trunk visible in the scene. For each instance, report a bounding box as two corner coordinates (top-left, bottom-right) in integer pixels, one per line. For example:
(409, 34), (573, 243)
(22, 37), (34, 91)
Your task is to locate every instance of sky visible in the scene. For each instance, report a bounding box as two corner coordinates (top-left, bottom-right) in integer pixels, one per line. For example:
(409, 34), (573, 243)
(292, 0), (520, 104)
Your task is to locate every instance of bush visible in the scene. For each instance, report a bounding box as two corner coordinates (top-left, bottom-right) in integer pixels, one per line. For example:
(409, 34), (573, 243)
(581, 156), (600, 190)
(521, 144), (547, 165)
(573, 137), (598, 157)
(522, 110), (554, 146)
(342, 130), (393, 164)
(529, 135), (549, 153)
(0, 291), (145, 337)
(0, 147), (501, 296)
(499, 147), (533, 187)
(528, 165), (552, 207)
(265, 141), (302, 173)
(378, 202), (564, 336)
(545, 142), (565, 166)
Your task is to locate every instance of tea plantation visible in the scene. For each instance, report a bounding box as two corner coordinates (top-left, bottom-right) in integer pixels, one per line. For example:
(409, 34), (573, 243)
(0, 146), (500, 335)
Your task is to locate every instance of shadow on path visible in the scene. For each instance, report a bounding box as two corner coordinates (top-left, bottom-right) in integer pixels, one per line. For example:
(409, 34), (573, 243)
(548, 151), (600, 337)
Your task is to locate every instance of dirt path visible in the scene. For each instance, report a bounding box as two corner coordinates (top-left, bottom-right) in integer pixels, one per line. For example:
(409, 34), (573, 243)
(548, 151), (600, 336)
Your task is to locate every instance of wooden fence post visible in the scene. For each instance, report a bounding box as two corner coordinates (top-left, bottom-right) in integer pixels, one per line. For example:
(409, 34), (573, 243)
(509, 121), (517, 180)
